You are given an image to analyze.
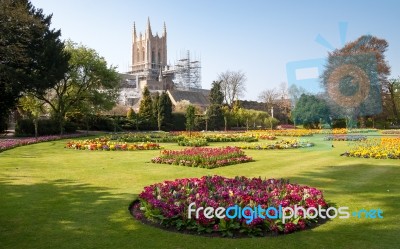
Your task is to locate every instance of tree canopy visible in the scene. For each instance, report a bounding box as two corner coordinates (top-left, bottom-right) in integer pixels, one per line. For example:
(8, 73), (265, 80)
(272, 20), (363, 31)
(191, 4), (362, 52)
(292, 94), (330, 129)
(35, 41), (120, 134)
(0, 0), (69, 129)
(185, 105), (196, 135)
(218, 70), (246, 108)
(138, 86), (154, 128)
(321, 35), (390, 121)
(208, 81), (224, 130)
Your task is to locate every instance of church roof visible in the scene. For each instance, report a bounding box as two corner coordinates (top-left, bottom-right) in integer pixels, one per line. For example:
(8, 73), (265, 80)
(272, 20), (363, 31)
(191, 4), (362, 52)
(167, 89), (210, 107)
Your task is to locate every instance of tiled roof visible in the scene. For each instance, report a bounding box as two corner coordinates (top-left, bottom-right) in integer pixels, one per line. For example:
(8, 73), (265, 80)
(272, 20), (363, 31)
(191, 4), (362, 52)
(168, 89), (210, 107)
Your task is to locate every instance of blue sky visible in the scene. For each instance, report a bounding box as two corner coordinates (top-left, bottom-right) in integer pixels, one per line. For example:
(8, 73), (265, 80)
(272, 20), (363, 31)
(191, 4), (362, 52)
(31, 0), (400, 100)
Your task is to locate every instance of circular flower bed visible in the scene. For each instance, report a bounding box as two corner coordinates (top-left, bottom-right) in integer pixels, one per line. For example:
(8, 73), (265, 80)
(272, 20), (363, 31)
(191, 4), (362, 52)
(65, 139), (161, 151)
(130, 176), (328, 237)
(151, 147), (253, 169)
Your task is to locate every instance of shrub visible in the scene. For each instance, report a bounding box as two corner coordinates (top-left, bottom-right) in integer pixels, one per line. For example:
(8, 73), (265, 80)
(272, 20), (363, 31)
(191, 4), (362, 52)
(178, 138), (209, 147)
(15, 119), (76, 136)
(171, 112), (186, 131)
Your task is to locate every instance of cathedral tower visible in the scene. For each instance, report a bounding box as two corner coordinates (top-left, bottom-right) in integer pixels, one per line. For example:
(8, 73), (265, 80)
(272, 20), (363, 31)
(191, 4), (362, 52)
(131, 19), (169, 90)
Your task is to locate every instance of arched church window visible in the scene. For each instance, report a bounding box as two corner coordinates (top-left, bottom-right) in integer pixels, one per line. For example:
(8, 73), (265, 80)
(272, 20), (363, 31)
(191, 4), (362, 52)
(158, 50), (161, 67)
(151, 51), (155, 69)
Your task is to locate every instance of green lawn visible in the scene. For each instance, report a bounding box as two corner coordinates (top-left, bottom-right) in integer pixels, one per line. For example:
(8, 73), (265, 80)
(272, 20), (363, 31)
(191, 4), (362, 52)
(0, 134), (399, 249)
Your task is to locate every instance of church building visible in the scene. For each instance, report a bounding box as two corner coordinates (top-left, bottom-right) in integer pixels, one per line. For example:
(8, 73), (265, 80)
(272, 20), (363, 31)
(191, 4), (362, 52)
(118, 18), (209, 112)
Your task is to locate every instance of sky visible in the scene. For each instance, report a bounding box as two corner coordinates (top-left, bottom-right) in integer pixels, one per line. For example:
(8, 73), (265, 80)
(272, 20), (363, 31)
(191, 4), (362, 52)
(31, 0), (400, 101)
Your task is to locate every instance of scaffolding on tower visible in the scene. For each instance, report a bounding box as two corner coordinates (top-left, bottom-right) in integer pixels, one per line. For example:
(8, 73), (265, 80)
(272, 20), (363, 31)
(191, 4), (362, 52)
(173, 50), (202, 91)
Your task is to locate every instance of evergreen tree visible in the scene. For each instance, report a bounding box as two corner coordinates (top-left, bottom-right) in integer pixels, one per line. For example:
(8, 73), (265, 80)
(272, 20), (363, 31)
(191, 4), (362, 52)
(185, 105), (196, 136)
(0, 0), (69, 130)
(159, 92), (173, 130)
(292, 94), (330, 129)
(208, 81), (224, 130)
(138, 87), (154, 129)
(152, 92), (161, 130)
(127, 107), (134, 119)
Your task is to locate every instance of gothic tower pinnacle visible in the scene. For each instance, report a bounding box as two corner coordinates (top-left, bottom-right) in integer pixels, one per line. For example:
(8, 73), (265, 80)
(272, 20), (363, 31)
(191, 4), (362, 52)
(146, 17), (152, 37)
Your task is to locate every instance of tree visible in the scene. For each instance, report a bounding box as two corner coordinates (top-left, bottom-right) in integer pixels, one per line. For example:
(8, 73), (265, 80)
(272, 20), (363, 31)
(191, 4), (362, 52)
(208, 81), (224, 130)
(35, 41), (120, 134)
(288, 84), (307, 107)
(127, 107), (139, 131)
(159, 91), (173, 129)
(18, 93), (46, 138)
(249, 109), (268, 129)
(292, 94), (330, 129)
(138, 86), (154, 129)
(237, 108), (252, 131)
(258, 88), (279, 114)
(383, 78), (400, 124)
(0, 0), (69, 130)
(127, 107), (134, 119)
(152, 92), (161, 130)
(321, 35), (391, 127)
(203, 108), (212, 131)
(231, 100), (242, 127)
(185, 105), (196, 136)
(218, 70), (246, 108)
(257, 111), (268, 128)
(174, 100), (191, 113)
(221, 106), (231, 131)
(277, 82), (291, 124)
(264, 116), (279, 129)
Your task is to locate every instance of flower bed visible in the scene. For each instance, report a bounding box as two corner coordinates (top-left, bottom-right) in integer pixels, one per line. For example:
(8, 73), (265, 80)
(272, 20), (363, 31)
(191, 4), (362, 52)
(257, 134), (277, 140)
(171, 131), (258, 143)
(247, 129), (313, 137)
(0, 134), (84, 153)
(151, 147), (253, 169)
(238, 140), (314, 150)
(343, 137), (400, 159)
(65, 138), (161, 151)
(109, 132), (184, 143)
(178, 138), (209, 147)
(380, 129), (400, 135)
(204, 134), (257, 143)
(324, 135), (367, 141)
(131, 175), (328, 237)
(318, 128), (377, 134)
(277, 124), (296, 129)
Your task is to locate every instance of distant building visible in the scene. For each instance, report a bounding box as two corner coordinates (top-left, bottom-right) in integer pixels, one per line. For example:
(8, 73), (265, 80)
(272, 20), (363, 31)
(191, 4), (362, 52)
(118, 18), (206, 112)
(167, 89), (210, 112)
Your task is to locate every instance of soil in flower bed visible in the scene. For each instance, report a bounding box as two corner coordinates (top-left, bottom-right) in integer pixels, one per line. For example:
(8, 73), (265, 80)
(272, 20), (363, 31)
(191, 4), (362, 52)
(129, 176), (330, 238)
(151, 147), (253, 169)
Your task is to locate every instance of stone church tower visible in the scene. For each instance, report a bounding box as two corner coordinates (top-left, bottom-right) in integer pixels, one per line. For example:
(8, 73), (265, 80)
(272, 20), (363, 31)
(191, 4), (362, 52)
(130, 18), (173, 92)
